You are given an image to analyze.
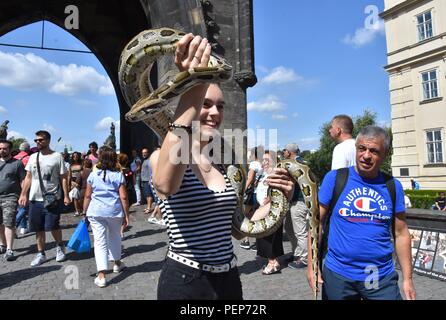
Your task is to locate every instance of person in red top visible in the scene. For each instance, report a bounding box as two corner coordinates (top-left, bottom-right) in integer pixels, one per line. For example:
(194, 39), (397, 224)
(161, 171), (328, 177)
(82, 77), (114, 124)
(13, 142), (30, 167)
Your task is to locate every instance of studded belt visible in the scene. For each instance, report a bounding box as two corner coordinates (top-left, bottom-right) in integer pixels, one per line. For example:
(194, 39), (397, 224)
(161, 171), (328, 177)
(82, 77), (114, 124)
(167, 251), (237, 273)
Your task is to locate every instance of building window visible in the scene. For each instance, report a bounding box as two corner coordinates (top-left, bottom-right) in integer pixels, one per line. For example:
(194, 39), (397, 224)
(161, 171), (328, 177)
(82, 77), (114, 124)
(400, 168), (409, 176)
(417, 11), (433, 41)
(426, 129), (443, 164)
(421, 70), (439, 100)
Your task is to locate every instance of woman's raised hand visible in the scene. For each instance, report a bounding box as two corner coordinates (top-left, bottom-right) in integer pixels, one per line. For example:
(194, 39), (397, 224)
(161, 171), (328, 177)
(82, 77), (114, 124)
(175, 33), (212, 72)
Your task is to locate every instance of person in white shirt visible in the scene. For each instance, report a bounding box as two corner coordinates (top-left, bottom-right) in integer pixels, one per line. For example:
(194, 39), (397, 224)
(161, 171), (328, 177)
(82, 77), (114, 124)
(329, 115), (356, 170)
(19, 130), (71, 267)
(404, 195), (412, 209)
(239, 147), (262, 250)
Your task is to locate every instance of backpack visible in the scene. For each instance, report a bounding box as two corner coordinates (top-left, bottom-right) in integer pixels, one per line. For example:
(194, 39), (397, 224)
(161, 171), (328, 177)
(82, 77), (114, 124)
(318, 167), (396, 267)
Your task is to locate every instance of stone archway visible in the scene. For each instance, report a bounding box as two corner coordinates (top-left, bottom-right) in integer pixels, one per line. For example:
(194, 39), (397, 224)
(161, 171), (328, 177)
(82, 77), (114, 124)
(0, 0), (256, 156)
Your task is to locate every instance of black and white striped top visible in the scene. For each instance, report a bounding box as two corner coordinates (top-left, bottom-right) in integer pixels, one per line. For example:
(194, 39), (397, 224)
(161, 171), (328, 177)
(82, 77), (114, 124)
(158, 165), (237, 265)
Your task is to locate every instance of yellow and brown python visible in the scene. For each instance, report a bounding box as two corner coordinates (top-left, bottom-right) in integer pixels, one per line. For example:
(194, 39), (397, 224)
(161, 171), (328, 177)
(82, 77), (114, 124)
(118, 27), (321, 299)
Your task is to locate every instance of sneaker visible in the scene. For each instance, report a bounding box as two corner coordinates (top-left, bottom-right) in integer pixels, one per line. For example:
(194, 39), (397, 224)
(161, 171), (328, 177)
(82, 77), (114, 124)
(4, 249), (15, 261)
(147, 217), (158, 224)
(74, 212), (80, 217)
(113, 261), (126, 273)
(240, 240), (250, 250)
(288, 259), (308, 269)
(19, 228), (28, 235)
(0, 245), (6, 254)
(55, 246), (66, 262)
(250, 244), (257, 252)
(94, 276), (107, 288)
(30, 253), (46, 267)
(155, 219), (166, 226)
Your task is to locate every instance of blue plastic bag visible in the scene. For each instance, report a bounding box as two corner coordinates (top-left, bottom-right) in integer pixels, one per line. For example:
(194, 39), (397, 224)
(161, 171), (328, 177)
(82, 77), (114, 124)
(67, 219), (91, 253)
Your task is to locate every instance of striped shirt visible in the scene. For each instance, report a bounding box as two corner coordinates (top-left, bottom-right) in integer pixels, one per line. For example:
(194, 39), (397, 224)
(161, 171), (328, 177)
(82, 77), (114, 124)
(158, 165), (237, 265)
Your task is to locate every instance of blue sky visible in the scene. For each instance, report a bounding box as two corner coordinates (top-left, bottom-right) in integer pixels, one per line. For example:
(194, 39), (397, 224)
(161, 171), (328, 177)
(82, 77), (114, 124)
(0, 1), (389, 153)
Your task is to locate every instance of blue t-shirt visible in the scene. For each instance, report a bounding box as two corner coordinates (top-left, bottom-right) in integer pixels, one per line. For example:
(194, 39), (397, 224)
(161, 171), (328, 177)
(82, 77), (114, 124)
(86, 170), (125, 218)
(318, 166), (405, 281)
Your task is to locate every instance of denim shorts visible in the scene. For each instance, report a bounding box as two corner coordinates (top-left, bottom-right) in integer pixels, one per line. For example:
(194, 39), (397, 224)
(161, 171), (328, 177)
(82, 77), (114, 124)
(157, 256), (243, 300)
(29, 200), (62, 232)
(0, 199), (18, 228)
(142, 181), (154, 199)
(322, 265), (403, 300)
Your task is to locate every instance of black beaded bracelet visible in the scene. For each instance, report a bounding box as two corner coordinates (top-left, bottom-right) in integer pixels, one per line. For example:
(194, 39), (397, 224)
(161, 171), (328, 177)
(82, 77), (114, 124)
(168, 122), (192, 134)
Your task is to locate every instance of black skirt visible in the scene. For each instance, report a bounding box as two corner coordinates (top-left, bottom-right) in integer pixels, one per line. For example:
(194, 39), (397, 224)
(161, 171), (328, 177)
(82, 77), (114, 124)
(256, 223), (284, 259)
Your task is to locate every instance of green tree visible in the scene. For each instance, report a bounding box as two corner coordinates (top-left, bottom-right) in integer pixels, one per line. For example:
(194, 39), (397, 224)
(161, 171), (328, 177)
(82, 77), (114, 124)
(9, 137), (26, 151)
(302, 109), (393, 181)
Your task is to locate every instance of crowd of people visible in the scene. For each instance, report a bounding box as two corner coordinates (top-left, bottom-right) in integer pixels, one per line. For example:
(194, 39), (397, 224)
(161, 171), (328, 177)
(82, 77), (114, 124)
(0, 32), (426, 300)
(0, 129), (161, 271)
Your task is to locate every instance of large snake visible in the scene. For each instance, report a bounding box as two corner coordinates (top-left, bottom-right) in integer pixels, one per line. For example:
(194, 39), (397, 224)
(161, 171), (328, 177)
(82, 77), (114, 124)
(118, 27), (321, 299)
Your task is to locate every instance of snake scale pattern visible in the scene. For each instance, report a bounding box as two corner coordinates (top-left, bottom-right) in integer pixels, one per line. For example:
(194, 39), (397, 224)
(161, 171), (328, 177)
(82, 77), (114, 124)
(118, 27), (321, 299)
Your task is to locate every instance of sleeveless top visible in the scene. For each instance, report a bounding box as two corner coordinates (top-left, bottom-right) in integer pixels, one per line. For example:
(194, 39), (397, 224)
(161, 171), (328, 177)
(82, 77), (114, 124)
(158, 165), (237, 265)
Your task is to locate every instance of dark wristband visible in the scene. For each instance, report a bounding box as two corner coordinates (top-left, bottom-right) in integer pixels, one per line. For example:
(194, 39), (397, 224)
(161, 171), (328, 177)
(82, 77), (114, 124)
(168, 122), (192, 134)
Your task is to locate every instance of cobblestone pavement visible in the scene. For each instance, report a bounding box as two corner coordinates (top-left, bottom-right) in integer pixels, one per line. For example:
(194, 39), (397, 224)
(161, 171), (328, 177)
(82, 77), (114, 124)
(0, 206), (444, 300)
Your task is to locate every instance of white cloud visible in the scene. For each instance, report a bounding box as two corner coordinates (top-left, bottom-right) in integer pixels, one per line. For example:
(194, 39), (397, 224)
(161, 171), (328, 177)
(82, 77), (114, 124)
(292, 112), (298, 118)
(7, 130), (27, 140)
(247, 95), (285, 112)
(377, 119), (391, 128)
(299, 137), (319, 144)
(0, 106), (7, 113)
(343, 19), (385, 48)
(257, 65), (270, 74)
(95, 116), (120, 131)
(43, 123), (55, 133)
(0, 51), (114, 96)
(298, 137), (320, 151)
(72, 98), (98, 107)
(272, 114), (287, 121)
(261, 66), (299, 84)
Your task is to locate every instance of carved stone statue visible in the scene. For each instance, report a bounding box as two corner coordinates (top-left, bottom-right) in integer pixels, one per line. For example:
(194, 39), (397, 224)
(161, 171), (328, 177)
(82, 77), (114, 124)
(0, 120), (9, 139)
(104, 122), (116, 151)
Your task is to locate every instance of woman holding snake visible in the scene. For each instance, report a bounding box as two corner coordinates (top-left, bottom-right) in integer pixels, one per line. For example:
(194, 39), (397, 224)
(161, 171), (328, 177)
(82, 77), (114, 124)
(151, 33), (295, 300)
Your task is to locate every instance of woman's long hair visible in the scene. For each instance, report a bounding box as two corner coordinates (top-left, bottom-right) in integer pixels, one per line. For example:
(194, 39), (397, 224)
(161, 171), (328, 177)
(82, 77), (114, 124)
(96, 146), (119, 181)
(117, 153), (129, 170)
(70, 151), (82, 166)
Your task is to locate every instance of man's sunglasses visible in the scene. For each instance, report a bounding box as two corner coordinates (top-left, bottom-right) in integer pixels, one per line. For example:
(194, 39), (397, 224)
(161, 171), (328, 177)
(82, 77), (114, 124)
(34, 138), (47, 143)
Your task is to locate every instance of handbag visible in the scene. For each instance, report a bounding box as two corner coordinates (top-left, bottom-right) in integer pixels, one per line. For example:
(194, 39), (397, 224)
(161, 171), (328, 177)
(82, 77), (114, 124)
(67, 219), (91, 253)
(68, 187), (80, 200)
(243, 173), (262, 206)
(36, 152), (60, 210)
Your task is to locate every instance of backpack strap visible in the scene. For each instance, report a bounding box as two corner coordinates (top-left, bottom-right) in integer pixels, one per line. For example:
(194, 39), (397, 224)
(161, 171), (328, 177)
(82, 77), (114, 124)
(382, 171), (396, 239)
(328, 168), (350, 215)
(318, 167), (350, 267)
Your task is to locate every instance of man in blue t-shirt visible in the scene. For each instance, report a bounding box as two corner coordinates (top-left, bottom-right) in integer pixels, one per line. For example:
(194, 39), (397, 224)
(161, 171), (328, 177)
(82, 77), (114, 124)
(307, 126), (416, 300)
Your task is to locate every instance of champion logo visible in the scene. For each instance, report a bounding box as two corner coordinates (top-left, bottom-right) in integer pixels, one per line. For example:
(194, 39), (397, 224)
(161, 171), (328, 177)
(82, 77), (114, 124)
(353, 197), (377, 212)
(338, 208), (349, 216)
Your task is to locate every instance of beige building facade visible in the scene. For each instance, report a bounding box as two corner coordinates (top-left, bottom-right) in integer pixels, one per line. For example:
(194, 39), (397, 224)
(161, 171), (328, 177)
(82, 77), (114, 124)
(381, 0), (446, 190)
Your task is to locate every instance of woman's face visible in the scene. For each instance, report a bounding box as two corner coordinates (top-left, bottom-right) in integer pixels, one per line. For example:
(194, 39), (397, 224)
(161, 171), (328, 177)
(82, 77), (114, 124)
(262, 153), (273, 171)
(199, 84), (225, 140)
